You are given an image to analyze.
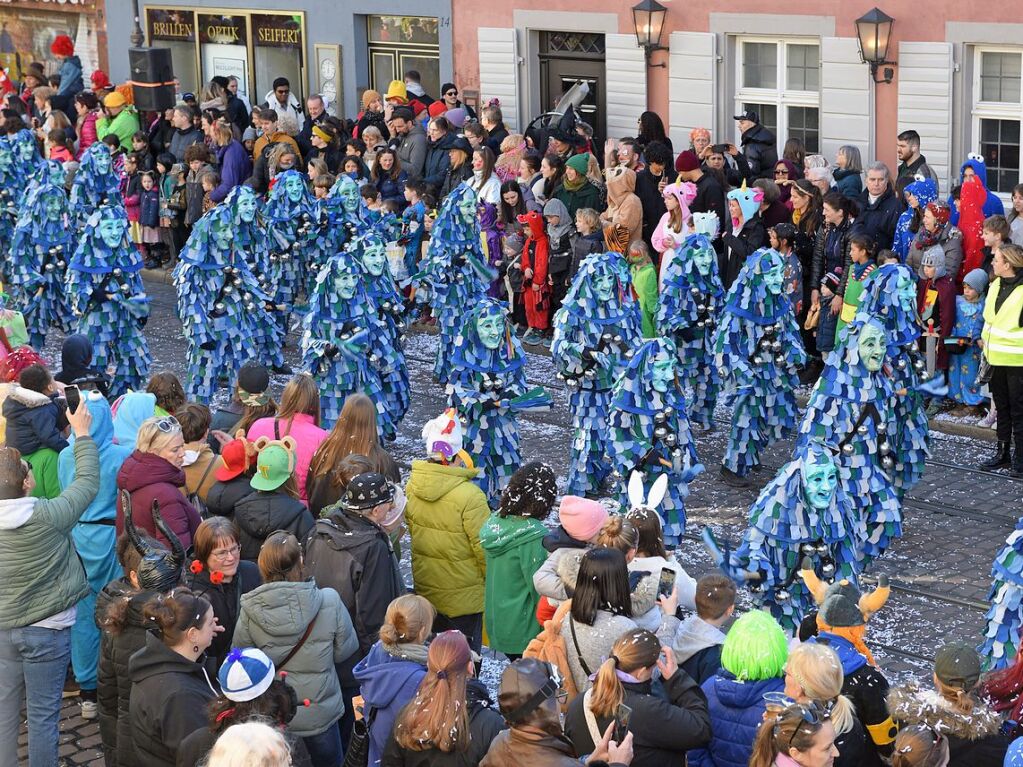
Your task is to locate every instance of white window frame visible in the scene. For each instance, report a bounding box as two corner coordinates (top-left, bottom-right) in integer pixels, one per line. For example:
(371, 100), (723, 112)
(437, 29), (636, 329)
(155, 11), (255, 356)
(970, 46), (1023, 202)
(734, 36), (820, 151)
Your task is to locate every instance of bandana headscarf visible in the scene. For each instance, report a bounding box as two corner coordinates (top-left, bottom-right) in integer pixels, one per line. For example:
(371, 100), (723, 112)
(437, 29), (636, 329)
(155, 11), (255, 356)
(604, 223), (630, 254)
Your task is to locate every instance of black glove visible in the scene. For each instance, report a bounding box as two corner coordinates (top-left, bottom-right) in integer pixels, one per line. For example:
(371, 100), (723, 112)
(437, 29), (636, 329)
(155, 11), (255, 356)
(199, 340), (216, 351)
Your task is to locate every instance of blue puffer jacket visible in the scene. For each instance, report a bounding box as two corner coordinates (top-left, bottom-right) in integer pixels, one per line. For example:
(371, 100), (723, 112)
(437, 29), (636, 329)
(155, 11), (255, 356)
(57, 55), (84, 98)
(376, 169), (408, 206)
(687, 671), (785, 767)
(353, 641), (428, 767)
(423, 131), (456, 190)
(3, 386), (68, 455)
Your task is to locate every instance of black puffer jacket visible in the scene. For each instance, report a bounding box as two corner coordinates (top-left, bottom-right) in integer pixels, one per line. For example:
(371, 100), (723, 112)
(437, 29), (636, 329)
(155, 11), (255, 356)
(128, 632), (218, 767)
(232, 490), (315, 562)
(204, 475), (252, 518)
(739, 123), (778, 181)
(184, 559), (261, 670)
(2, 386), (68, 455)
(854, 188), (901, 251)
(721, 215), (767, 289)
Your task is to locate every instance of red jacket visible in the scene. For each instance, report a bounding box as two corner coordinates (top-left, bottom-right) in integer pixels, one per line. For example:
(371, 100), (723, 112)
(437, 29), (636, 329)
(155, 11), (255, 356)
(917, 275), (956, 371)
(519, 210), (550, 290)
(116, 450), (201, 550)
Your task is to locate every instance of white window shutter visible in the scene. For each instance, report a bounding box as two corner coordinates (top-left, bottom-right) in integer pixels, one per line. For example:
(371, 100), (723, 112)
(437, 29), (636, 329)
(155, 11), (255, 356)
(820, 37), (872, 166)
(605, 34), (647, 141)
(668, 31), (716, 155)
(897, 41), (953, 192)
(478, 28), (519, 132)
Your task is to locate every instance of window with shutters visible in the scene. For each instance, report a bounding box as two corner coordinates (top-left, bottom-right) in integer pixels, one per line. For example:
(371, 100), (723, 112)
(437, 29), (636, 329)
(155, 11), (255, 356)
(972, 48), (1023, 195)
(735, 38), (820, 154)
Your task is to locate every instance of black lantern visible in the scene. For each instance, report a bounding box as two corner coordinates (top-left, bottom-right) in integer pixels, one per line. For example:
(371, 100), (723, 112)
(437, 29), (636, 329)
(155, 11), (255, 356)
(855, 7), (897, 84)
(632, 0), (668, 67)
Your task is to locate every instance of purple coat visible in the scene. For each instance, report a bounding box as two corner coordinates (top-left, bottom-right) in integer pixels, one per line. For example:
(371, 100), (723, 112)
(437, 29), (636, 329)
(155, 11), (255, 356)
(210, 140), (253, 203)
(115, 450), (201, 550)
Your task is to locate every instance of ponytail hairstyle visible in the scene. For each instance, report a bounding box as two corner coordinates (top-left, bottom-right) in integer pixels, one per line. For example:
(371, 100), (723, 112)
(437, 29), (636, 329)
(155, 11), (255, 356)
(206, 678), (300, 734)
(748, 703), (831, 767)
(624, 506), (667, 558)
(142, 587), (211, 646)
(595, 516), (639, 556)
(378, 595), (436, 647)
(258, 531), (303, 583)
(588, 629), (660, 718)
(892, 725), (950, 767)
(393, 630), (473, 753)
(103, 532), (169, 635)
(784, 643), (856, 735)
(934, 675), (976, 715)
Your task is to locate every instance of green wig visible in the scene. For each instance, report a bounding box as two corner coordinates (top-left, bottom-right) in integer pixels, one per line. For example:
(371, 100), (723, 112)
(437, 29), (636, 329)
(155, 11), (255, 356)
(721, 609), (788, 681)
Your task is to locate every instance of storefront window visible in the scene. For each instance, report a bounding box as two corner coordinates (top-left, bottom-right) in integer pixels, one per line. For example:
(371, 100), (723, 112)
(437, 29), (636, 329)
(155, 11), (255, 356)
(252, 13), (303, 105)
(146, 9), (198, 94)
(198, 13), (248, 101)
(367, 15), (440, 97)
(0, 6), (99, 83)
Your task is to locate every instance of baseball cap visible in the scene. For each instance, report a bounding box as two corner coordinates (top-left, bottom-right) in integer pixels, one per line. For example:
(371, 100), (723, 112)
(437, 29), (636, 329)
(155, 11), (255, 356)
(733, 109), (759, 123)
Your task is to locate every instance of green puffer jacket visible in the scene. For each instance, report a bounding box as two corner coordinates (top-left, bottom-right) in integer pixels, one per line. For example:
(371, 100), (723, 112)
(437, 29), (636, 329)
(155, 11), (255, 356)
(404, 460), (489, 618)
(96, 108), (141, 152)
(479, 513), (548, 655)
(0, 437), (99, 629)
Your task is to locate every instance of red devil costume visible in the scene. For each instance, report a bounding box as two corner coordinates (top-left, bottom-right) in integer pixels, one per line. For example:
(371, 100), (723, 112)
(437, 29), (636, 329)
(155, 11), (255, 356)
(957, 176), (987, 286)
(519, 210), (551, 331)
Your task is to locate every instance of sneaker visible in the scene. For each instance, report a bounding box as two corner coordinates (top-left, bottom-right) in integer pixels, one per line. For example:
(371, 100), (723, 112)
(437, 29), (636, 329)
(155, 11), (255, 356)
(980, 407), (997, 428)
(521, 329), (540, 345)
(80, 699), (98, 720)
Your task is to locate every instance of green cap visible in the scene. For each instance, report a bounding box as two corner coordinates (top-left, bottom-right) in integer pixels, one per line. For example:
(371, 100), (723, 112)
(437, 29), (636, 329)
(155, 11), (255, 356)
(566, 152), (590, 176)
(933, 641), (981, 691)
(250, 444), (294, 491)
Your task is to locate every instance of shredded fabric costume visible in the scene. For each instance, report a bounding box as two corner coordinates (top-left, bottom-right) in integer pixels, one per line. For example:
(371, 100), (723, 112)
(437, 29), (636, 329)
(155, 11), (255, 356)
(8, 183), (73, 349)
(608, 337), (704, 544)
(264, 168), (321, 315)
(0, 135), (25, 277)
(69, 143), (123, 225)
(656, 233), (725, 430)
(552, 252), (642, 497)
(981, 517), (1023, 670)
(893, 177), (938, 262)
(316, 175), (365, 284)
(448, 298), (530, 505)
(66, 205), (151, 396)
(714, 247), (806, 477)
(173, 206), (281, 401)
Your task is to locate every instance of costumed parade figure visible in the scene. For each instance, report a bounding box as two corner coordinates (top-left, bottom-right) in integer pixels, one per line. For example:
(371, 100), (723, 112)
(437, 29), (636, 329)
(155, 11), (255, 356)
(656, 232), (724, 430)
(893, 176), (938, 262)
(714, 247), (806, 484)
(354, 232), (410, 440)
(7, 183), (73, 349)
(799, 316), (902, 565)
(855, 263), (932, 498)
(69, 143), (122, 225)
(981, 517), (1023, 670)
(414, 183), (493, 382)
(552, 252), (642, 497)
(173, 206), (281, 401)
(0, 136), (22, 274)
(318, 175), (365, 277)
(704, 440), (855, 632)
(264, 168), (320, 316)
(9, 129), (59, 197)
(608, 337), (703, 544)
(66, 204), (151, 396)
(301, 253), (386, 429)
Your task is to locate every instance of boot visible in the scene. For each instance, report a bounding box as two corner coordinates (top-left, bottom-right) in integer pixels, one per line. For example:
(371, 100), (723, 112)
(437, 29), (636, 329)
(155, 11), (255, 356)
(981, 440), (1011, 471)
(1012, 438), (1023, 478)
(719, 465), (751, 488)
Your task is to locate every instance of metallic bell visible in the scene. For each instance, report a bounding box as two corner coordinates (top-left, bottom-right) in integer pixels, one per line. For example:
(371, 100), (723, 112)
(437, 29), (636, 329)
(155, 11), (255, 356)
(57, 260), (65, 268)
(613, 334), (623, 344)
(841, 443), (854, 456)
(822, 562), (835, 576)
(752, 355), (764, 365)
(119, 284), (130, 294)
(775, 355), (785, 365)
(653, 426), (667, 439)
(881, 455), (894, 469)
(232, 278), (242, 287)
(801, 543), (817, 556)
(584, 368), (597, 378)
(856, 424), (868, 435)
(223, 285), (234, 295)
(44, 262), (55, 272)
(663, 406), (674, 418)
(877, 423), (887, 434)
(697, 320), (706, 328)
(113, 268), (122, 277)
(555, 372), (565, 381)
(624, 349), (635, 359)
(696, 304), (706, 313)
(382, 301), (392, 311)
(776, 589), (791, 602)
(760, 339), (772, 351)
(690, 286), (701, 295)
(601, 332), (612, 343)
(369, 354), (379, 363)
(880, 441), (891, 455)
(48, 247), (58, 256)
(215, 302), (225, 312)
(566, 377), (580, 389)
(913, 358), (925, 370)
(896, 358), (907, 370)
(654, 411), (666, 424)
(245, 302), (255, 311)
(771, 341), (782, 352)
(664, 433), (678, 447)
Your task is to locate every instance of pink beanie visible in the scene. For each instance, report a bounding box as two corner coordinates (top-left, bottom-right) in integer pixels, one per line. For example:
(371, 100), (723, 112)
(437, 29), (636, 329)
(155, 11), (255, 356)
(558, 496), (608, 542)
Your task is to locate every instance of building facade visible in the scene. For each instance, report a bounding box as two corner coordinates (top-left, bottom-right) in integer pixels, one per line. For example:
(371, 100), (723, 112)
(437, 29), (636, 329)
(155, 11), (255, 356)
(0, 0), (107, 85)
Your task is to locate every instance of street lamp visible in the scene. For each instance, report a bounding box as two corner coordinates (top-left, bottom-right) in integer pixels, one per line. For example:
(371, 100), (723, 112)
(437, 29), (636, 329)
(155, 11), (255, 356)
(855, 7), (897, 84)
(632, 0), (668, 68)
(129, 0), (145, 48)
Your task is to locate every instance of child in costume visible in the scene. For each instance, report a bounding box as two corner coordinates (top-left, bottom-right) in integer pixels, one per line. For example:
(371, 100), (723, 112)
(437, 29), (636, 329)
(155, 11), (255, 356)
(656, 233), (724, 430)
(652, 181), (697, 287)
(263, 168), (320, 316)
(721, 182), (766, 289)
(552, 252), (642, 497)
(714, 247), (805, 485)
(626, 241), (658, 338)
(519, 208), (551, 345)
(608, 337), (703, 544)
(543, 198), (574, 319)
(70, 143), (123, 225)
(7, 182), (73, 349)
(836, 233), (876, 338)
(893, 176), (938, 262)
(480, 197), (505, 299)
(957, 174), (988, 285)
(947, 268), (989, 414)
(66, 204), (151, 396)
(916, 246), (957, 382)
(398, 181), (427, 285)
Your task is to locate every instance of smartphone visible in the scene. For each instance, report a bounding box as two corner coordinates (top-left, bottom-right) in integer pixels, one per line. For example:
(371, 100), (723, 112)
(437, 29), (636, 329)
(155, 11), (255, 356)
(658, 567), (677, 598)
(614, 703), (632, 743)
(64, 385), (81, 414)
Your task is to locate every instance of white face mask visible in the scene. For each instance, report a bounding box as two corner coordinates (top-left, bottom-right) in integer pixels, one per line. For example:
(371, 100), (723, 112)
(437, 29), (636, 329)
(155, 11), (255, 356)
(182, 449), (200, 467)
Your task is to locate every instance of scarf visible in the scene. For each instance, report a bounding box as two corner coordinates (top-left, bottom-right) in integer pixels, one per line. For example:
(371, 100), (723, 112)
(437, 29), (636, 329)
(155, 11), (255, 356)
(915, 225), (943, 249)
(562, 173), (586, 193)
(383, 641), (430, 666)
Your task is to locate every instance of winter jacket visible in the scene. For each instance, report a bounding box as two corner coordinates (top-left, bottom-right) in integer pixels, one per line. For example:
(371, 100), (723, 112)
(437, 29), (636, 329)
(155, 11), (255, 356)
(209, 140), (252, 203)
(692, 172), (729, 254)
(854, 188), (901, 251)
(306, 449), (401, 519)
(739, 124), (778, 181)
(178, 723), (312, 767)
(833, 717), (867, 767)
(376, 169), (409, 206)
(634, 168), (668, 247)
(380, 678), (505, 767)
(353, 640), (429, 766)
(480, 513), (549, 655)
(185, 162), (211, 226)
(224, 93), (250, 139)
(949, 157), (1005, 226)
(571, 230), (605, 279)
(833, 168), (863, 198)
(481, 726), (604, 767)
(671, 616), (726, 686)
(168, 126), (203, 163)
(232, 489), (315, 561)
(721, 214), (767, 289)
(77, 110), (100, 158)
(356, 109), (389, 142)
(565, 670), (712, 767)
(812, 218), (854, 294)
(48, 335), (100, 391)
(888, 683), (1011, 767)
(424, 131), (457, 192)
(896, 154), (939, 200)
(3, 385), (68, 455)
(404, 459), (490, 618)
(139, 187), (160, 228)
(906, 226), (965, 279)
(56, 55), (84, 98)
(554, 180), (603, 221)
(184, 560), (261, 670)
(605, 168), (643, 245)
(97, 107), (141, 153)
(129, 631), (218, 767)
(0, 436), (98, 629)
(686, 671), (785, 767)
(439, 160), (474, 201)
(205, 475), (252, 518)
(253, 130), (301, 167)
(116, 450), (201, 550)
(182, 443), (222, 504)
(261, 91), (306, 133)
(234, 579), (359, 736)
(394, 124), (429, 182)
(247, 415), (328, 502)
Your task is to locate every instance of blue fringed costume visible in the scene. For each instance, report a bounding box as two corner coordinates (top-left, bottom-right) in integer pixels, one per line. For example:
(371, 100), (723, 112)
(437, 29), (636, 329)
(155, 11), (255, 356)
(264, 169), (320, 314)
(66, 205), (151, 396)
(552, 252), (642, 497)
(0, 135), (24, 275)
(947, 295), (987, 407)
(608, 337), (704, 544)
(69, 144), (123, 225)
(981, 519), (1023, 670)
(656, 233), (725, 430)
(713, 247), (806, 479)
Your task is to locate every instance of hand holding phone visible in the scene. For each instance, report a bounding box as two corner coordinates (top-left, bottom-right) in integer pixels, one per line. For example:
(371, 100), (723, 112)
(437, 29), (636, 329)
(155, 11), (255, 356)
(657, 645), (679, 680)
(64, 385), (81, 415)
(657, 567), (677, 598)
(614, 703), (632, 744)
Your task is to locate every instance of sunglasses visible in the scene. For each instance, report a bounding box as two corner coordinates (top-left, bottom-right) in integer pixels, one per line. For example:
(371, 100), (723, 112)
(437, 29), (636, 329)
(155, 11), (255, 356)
(445, 90), (458, 97)
(777, 703), (829, 751)
(775, 169), (789, 176)
(155, 416), (180, 433)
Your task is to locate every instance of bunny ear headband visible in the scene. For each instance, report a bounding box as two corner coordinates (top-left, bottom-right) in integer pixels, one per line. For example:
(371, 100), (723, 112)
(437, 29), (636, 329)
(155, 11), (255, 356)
(627, 470), (668, 512)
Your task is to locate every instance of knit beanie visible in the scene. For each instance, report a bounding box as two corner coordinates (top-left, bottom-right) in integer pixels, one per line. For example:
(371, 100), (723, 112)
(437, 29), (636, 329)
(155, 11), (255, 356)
(934, 641), (981, 691)
(926, 200), (951, 228)
(361, 89), (381, 110)
(963, 268), (989, 295)
(675, 150), (700, 173)
(558, 495), (608, 542)
(566, 153), (590, 177)
(428, 101), (448, 119)
(218, 648), (275, 702)
(385, 80), (407, 103)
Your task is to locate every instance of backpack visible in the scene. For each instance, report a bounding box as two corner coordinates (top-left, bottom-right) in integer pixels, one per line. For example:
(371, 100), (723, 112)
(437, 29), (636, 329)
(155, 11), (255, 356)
(523, 599), (578, 707)
(303, 515), (366, 614)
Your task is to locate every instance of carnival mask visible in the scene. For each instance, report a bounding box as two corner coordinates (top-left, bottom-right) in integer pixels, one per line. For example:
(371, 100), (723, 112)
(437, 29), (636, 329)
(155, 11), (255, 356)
(235, 190), (258, 223)
(476, 312), (505, 350)
(457, 190), (477, 222)
(693, 245), (715, 277)
(800, 452), (837, 510)
(0, 150), (13, 174)
(47, 163), (67, 188)
(592, 270), (616, 303)
(98, 217), (123, 249)
(896, 272), (917, 316)
(93, 149), (112, 175)
(362, 241), (387, 276)
(340, 183), (360, 213)
(284, 174), (305, 204)
(763, 262), (785, 296)
(858, 321), (886, 372)
(211, 218), (233, 251)
(334, 270), (359, 300)
(42, 192), (64, 222)
(15, 138), (35, 163)
(650, 353), (676, 394)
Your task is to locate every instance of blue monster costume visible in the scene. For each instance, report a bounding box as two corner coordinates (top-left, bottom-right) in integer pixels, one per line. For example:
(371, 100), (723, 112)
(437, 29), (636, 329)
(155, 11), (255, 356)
(355, 231), (410, 439)
(713, 247), (806, 481)
(656, 233), (725, 430)
(552, 252), (642, 497)
(704, 440), (854, 633)
(302, 254), (387, 429)
(855, 263), (930, 498)
(66, 204), (151, 396)
(0, 135), (23, 274)
(893, 177), (938, 261)
(7, 183), (73, 348)
(399, 198), (427, 285)
(798, 316), (902, 565)
(448, 297), (529, 506)
(981, 519), (1023, 670)
(414, 183), (493, 382)
(174, 206), (281, 401)
(608, 337), (703, 544)
(69, 143), (123, 224)
(948, 154), (1006, 225)
(264, 168), (320, 313)
(312, 174), (363, 284)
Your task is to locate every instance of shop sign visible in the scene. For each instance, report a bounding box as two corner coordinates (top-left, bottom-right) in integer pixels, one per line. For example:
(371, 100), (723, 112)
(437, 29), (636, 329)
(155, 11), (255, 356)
(252, 13), (302, 48)
(198, 13), (245, 46)
(147, 9), (195, 42)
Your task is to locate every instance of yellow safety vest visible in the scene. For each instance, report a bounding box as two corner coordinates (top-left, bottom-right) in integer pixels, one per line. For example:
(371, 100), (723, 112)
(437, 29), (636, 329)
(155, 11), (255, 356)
(982, 278), (1023, 366)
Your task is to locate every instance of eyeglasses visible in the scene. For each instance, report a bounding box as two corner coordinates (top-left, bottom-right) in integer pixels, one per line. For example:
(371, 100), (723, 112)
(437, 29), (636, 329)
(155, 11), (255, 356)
(211, 543), (241, 560)
(155, 416), (180, 433)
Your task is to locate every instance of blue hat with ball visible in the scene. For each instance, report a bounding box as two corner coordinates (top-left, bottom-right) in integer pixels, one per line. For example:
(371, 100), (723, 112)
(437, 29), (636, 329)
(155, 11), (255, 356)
(218, 647), (276, 701)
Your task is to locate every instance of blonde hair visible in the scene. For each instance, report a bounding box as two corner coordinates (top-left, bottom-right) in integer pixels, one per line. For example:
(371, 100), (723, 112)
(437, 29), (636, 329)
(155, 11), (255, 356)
(575, 207), (600, 233)
(588, 628), (660, 718)
(934, 675), (976, 715)
(785, 643), (856, 735)
(379, 595), (435, 646)
(135, 417), (182, 455)
(596, 516), (639, 555)
(203, 721), (291, 767)
(362, 125), (384, 147)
